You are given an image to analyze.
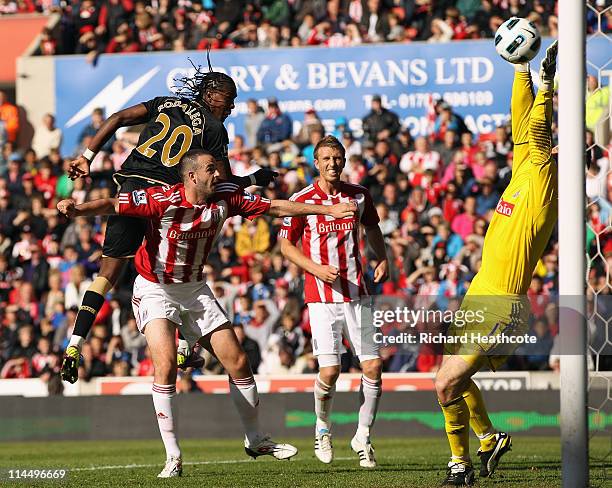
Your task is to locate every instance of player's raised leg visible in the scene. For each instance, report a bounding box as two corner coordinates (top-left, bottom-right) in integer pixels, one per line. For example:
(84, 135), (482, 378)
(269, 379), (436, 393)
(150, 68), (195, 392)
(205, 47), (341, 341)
(61, 255), (126, 383)
(61, 202), (150, 383)
(143, 318), (182, 478)
(203, 324), (298, 460)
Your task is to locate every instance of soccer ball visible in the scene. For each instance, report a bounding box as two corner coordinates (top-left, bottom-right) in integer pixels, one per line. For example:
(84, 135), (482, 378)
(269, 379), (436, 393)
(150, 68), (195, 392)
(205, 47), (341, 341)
(494, 17), (541, 64)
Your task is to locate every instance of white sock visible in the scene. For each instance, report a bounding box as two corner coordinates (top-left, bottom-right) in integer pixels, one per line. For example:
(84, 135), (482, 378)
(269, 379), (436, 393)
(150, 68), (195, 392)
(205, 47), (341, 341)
(314, 374), (335, 432)
(152, 383), (181, 459)
(229, 376), (260, 445)
(68, 335), (84, 350)
(177, 338), (190, 356)
(357, 376), (382, 442)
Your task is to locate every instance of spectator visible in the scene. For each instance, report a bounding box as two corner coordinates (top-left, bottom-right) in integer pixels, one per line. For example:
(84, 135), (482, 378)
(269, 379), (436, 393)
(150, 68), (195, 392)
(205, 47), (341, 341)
(244, 299), (279, 353)
(360, 0), (389, 42)
(31, 114), (62, 159)
(451, 195), (478, 240)
(64, 264), (92, 310)
(78, 108), (115, 153)
(296, 108), (325, 147)
(245, 99), (265, 148)
(362, 94), (400, 142)
(234, 323), (261, 373)
(483, 125), (512, 166)
(235, 218), (270, 257)
(256, 98), (292, 145)
(586, 74), (610, 147)
(105, 22), (140, 53)
(301, 129), (323, 166)
(0, 91), (18, 144)
(399, 136), (441, 187)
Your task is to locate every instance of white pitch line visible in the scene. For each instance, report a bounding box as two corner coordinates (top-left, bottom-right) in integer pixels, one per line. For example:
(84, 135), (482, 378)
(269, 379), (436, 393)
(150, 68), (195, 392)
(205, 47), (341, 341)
(71, 457), (355, 472)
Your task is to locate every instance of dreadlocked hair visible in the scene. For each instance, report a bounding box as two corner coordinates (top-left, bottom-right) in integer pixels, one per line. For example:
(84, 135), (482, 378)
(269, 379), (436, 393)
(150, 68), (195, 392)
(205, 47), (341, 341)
(174, 48), (236, 101)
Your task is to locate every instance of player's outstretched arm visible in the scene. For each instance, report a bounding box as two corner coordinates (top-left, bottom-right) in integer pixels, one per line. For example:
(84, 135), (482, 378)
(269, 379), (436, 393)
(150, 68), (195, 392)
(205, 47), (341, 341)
(57, 198), (118, 218)
(216, 157), (279, 188)
(68, 103), (150, 180)
(279, 237), (339, 284)
(267, 199), (356, 218)
(365, 225), (389, 283)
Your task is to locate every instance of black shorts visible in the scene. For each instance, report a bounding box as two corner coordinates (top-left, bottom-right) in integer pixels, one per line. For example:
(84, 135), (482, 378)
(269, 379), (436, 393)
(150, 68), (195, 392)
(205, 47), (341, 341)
(102, 175), (160, 258)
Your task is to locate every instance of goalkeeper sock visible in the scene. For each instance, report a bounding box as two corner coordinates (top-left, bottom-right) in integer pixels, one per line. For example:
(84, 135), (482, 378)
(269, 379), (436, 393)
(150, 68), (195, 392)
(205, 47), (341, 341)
(440, 396), (471, 463)
(152, 383), (181, 459)
(357, 375), (382, 442)
(229, 375), (260, 445)
(463, 380), (497, 451)
(71, 277), (113, 345)
(314, 374), (335, 432)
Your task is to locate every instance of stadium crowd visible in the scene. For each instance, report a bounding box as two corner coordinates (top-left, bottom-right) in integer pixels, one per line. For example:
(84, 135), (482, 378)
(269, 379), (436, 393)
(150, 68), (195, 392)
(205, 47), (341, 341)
(2, 0), (609, 57)
(0, 2), (611, 384)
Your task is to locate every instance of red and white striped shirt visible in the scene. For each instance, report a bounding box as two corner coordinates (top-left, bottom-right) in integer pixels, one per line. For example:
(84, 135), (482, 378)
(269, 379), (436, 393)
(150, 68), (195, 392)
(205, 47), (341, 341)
(118, 182), (270, 284)
(279, 181), (379, 303)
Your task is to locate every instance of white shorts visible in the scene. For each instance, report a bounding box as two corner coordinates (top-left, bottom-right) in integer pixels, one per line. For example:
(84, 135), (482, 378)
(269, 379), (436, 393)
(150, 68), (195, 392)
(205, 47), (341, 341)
(132, 275), (229, 346)
(308, 300), (380, 364)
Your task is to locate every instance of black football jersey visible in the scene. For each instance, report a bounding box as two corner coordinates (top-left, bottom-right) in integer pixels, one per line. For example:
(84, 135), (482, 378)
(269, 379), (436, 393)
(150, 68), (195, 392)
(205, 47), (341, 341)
(118, 96), (229, 185)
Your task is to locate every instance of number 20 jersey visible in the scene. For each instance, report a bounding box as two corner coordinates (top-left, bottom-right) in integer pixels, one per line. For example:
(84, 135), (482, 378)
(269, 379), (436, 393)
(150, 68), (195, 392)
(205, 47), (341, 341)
(118, 96), (229, 185)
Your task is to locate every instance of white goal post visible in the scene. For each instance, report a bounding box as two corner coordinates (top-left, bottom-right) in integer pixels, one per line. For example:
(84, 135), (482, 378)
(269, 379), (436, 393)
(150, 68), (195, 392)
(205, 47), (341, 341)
(558, 1), (588, 487)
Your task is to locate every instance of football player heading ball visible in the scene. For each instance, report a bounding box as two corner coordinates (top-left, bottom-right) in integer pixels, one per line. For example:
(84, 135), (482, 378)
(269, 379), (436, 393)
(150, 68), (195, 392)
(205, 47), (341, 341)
(61, 59), (277, 384)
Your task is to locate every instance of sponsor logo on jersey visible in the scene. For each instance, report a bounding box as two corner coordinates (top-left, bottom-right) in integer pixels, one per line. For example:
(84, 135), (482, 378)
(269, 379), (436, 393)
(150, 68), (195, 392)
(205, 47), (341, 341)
(167, 228), (218, 240)
(157, 412), (168, 419)
(132, 190), (148, 206)
(495, 198), (515, 217)
(317, 220), (355, 234)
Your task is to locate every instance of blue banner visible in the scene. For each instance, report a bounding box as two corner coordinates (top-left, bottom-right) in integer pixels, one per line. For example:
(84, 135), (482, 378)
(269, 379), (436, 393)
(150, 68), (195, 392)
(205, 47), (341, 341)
(55, 37), (608, 155)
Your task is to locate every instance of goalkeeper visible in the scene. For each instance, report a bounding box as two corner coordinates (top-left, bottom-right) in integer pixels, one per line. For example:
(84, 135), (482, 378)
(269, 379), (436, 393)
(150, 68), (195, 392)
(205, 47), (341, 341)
(436, 41), (558, 487)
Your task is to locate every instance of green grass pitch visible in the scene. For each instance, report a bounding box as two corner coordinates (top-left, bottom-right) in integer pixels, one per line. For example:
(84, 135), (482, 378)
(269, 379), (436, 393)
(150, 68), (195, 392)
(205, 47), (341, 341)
(0, 436), (609, 487)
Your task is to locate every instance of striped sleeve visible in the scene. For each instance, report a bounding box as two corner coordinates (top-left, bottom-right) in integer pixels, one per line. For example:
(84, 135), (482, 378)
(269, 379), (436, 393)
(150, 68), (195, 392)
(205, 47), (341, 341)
(117, 186), (168, 219)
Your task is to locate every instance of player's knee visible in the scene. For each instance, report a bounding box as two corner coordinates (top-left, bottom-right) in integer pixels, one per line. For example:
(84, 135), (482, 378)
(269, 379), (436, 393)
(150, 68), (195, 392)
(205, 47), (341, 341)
(98, 257), (126, 284)
(434, 374), (454, 403)
(361, 358), (383, 380)
(318, 365), (340, 386)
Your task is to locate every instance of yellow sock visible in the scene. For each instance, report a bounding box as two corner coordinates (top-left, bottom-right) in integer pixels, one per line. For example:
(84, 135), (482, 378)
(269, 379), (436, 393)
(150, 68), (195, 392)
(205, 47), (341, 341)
(463, 380), (496, 451)
(440, 396), (471, 463)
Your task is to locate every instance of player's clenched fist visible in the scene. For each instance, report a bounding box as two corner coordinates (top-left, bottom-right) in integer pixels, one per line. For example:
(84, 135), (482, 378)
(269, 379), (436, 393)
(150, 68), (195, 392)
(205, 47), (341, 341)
(68, 155), (91, 180)
(329, 201), (357, 219)
(57, 199), (77, 218)
(316, 265), (339, 284)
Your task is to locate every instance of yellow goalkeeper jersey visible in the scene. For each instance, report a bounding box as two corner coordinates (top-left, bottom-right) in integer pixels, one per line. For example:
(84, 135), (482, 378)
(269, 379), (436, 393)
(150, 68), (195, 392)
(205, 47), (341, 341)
(474, 72), (558, 295)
